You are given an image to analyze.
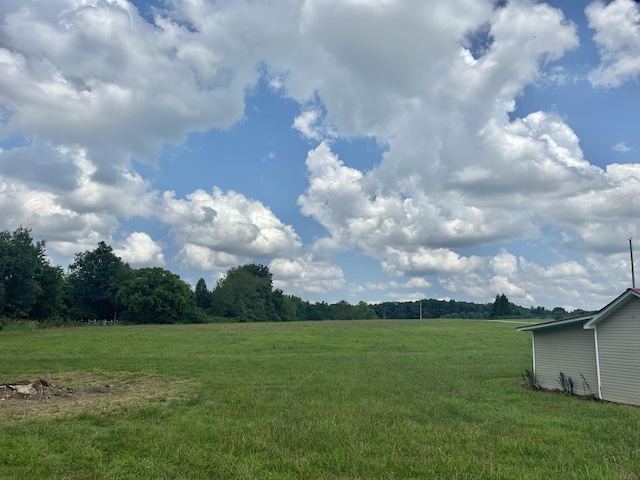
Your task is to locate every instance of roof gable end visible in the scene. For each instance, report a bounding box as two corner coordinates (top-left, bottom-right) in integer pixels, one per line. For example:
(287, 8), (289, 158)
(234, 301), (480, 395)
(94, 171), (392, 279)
(583, 288), (640, 329)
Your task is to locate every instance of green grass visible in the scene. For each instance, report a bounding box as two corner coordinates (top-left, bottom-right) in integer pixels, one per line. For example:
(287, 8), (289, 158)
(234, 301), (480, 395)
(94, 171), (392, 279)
(1, 319), (640, 479)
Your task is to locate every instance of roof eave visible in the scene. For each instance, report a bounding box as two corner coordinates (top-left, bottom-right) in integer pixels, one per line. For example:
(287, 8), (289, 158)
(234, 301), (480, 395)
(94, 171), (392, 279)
(516, 315), (593, 332)
(583, 288), (640, 329)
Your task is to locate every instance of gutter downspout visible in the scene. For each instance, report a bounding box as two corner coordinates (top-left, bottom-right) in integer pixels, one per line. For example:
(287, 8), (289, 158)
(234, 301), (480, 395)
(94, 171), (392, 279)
(593, 326), (603, 400)
(531, 334), (536, 375)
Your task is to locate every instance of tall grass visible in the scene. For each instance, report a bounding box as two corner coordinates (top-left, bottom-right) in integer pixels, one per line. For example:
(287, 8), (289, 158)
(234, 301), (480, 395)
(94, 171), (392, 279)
(1, 319), (640, 479)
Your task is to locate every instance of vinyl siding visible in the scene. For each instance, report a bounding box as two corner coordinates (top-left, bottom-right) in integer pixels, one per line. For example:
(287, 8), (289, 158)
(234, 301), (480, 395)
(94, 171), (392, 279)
(596, 298), (640, 406)
(533, 324), (598, 396)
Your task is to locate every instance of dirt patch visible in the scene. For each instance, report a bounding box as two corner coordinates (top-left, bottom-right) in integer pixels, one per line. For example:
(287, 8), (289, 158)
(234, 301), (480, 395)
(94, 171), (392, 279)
(0, 372), (197, 420)
(2, 378), (74, 399)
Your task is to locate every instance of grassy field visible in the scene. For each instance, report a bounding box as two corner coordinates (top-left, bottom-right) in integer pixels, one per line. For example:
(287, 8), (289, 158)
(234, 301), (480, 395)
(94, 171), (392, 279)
(1, 319), (640, 479)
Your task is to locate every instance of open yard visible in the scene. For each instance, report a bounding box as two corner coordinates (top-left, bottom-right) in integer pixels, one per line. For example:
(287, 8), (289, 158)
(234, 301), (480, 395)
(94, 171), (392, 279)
(1, 319), (640, 479)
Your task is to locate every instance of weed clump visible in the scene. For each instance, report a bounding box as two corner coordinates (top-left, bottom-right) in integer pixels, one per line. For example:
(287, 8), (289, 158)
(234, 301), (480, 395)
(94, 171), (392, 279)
(521, 368), (540, 390)
(557, 372), (574, 395)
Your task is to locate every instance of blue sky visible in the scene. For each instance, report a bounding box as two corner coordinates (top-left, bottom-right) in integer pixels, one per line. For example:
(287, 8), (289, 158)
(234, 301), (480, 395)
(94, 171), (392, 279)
(1, 0), (639, 311)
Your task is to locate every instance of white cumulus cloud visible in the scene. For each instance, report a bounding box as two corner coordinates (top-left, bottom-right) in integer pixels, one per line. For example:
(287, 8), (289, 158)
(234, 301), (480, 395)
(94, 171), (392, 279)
(1, 0), (639, 310)
(114, 232), (165, 266)
(612, 142), (632, 153)
(270, 254), (345, 295)
(587, 0), (640, 87)
(160, 187), (302, 261)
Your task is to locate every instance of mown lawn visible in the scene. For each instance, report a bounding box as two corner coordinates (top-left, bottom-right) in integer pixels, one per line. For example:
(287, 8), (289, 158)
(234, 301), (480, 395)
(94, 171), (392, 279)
(1, 319), (639, 479)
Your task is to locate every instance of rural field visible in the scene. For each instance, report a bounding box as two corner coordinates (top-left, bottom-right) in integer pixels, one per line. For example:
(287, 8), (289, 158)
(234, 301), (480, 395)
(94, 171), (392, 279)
(1, 319), (640, 479)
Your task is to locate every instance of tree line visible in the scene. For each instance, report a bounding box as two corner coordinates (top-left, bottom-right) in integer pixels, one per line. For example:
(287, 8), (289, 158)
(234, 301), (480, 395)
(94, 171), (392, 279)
(0, 227), (378, 324)
(0, 227), (584, 325)
(371, 293), (586, 321)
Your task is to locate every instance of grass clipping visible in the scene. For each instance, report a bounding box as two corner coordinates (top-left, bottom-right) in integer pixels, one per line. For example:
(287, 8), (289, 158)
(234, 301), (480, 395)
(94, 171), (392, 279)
(0, 372), (196, 420)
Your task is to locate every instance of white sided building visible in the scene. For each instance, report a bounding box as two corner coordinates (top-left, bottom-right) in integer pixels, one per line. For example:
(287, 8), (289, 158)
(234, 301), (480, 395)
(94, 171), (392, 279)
(517, 289), (640, 406)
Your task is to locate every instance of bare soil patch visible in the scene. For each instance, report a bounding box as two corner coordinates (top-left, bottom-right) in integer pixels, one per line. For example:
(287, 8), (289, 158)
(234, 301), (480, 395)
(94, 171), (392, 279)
(0, 372), (197, 420)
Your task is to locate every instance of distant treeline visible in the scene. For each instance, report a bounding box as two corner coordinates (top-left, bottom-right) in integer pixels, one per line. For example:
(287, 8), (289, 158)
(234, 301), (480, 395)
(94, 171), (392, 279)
(372, 293), (588, 321)
(0, 227), (589, 325)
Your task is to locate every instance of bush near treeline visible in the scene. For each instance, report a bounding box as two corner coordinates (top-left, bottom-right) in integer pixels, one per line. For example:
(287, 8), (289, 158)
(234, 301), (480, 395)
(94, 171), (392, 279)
(0, 227), (588, 325)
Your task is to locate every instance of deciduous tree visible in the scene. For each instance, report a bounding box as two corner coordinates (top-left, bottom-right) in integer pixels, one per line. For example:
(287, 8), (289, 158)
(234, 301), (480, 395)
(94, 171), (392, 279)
(211, 264), (278, 321)
(66, 241), (131, 320)
(116, 267), (196, 324)
(352, 301), (378, 320)
(0, 227), (63, 319)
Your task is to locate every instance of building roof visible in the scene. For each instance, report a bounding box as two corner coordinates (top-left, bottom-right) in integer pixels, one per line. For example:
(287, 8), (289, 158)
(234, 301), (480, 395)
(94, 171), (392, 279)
(583, 288), (640, 329)
(516, 288), (640, 333)
(516, 314), (593, 332)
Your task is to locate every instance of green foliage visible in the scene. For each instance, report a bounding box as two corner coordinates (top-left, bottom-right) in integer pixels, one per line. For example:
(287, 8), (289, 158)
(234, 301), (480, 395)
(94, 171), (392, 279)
(373, 298), (492, 320)
(0, 227), (38, 317)
(0, 227), (64, 320)
(116, 267), (196, 324)
(352, 300), (377, 319)
(30, 262), (65, 320)
(552, 306), (569, 319)
(272, 289), (297, 321)
(306, 301), (331, 320)
(330, 300), (352, 320)
(206, 264), (353, 323)
(194, 278), (212, 311)
(0, 284), (3, 315)
(66, 241), (131, 320)
(0, 224), (593, 325)
(211, 264), (278, 322)
(325, 300), (378, 320)
(490, 293), (511, 319)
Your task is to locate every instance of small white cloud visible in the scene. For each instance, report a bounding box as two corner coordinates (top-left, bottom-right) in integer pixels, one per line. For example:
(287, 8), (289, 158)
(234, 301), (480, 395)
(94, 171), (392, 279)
(270, 253), (345, 295)
(262, 151), (277, 162)
(404, 277), (431, 289)
(115, 232), (165, 266)
(385, 291), (428, 302)
(293, 109), (322, 140)
(366, 278), (431, 290)
(536, 66), (569, 87)
(348, 283), (366, 296)
(381, 247), (485, 277)
(175, 244), (244, 271)
(612, 142), (632, 153)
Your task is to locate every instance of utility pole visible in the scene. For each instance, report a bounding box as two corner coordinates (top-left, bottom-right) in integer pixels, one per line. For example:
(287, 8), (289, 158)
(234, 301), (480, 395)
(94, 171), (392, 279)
(630, 238), (636, 289)
(419, 300), (422, 320)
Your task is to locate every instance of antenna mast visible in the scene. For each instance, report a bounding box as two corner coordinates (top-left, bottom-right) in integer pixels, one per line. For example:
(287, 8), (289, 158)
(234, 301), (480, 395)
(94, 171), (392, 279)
(630, 238), (636, 289)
